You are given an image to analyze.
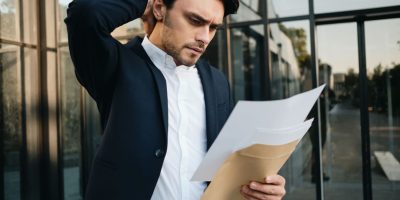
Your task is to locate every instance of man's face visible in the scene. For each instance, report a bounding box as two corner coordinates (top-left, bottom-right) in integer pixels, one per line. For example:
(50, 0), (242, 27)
(160, 0), (224, 66)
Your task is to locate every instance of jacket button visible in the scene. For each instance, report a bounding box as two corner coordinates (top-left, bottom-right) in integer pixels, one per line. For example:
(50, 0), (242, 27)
(155, 149), (165, 158)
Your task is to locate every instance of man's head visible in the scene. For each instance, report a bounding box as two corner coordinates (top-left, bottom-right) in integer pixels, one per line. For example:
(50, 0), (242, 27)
(148, 0), (239, 66)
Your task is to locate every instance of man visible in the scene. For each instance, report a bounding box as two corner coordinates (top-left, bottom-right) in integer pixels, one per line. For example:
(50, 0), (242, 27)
(65, 0), (286, 199)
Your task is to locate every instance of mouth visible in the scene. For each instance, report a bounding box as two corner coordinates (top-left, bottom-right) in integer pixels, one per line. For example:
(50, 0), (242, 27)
(187, 46), (204, 55)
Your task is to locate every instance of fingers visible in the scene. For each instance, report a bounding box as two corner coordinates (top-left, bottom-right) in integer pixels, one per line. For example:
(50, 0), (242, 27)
(249, 182), (286, 197)
(142, 0), (156, 35)
(240, 175), (286, 200)
(241, 185), (281, 200)
(240, 188), (258, 200)
(265, 175), (286, 186)
(142, 0), (154, 20)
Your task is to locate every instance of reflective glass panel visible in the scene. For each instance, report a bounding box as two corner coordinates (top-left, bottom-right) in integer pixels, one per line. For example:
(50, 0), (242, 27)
(229, 0), (262, 23)
(269, 21), (310, 100)
(268, 21), (316, 199)
(317, 23), (363, 199)
(60, 46), (83, 200)
(0, 0), (19, 40)
(1, 44), (22, 200)
(315, 0), (400, 14)
(268, 0), (309, 19)
(230, 25), (266, 101)
(202, 30), (227, 71)
(365, 18), (400, 199)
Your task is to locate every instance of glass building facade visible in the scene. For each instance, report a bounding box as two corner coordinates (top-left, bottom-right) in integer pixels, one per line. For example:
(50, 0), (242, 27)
(1, 0), (400, 199)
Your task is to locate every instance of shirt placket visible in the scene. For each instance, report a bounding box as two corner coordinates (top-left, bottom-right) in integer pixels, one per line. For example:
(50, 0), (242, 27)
(177, 69), (191, 200)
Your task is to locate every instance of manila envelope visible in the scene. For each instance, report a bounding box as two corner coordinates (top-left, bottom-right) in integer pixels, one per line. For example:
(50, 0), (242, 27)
(201, 140), (298, 200)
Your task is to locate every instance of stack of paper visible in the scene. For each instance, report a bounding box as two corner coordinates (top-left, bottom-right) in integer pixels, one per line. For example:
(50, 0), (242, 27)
(191, 85), (325, 200)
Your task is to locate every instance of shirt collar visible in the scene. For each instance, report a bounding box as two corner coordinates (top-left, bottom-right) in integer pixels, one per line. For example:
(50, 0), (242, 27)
(141, 36), (196, 71)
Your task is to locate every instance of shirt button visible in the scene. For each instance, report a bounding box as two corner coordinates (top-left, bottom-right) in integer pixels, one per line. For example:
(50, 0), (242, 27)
(154, 149), (165, 158)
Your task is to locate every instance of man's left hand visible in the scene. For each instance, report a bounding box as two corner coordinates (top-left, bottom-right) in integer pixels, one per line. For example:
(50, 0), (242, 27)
(240, 175), (286, 200)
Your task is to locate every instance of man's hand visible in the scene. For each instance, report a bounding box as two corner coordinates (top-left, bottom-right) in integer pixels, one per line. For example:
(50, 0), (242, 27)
(141, 0), (156, 35)
(240, 175), (286, 200)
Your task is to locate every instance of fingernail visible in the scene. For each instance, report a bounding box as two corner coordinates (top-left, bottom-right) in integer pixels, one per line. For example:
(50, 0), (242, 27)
(266, 177), (271, 183)
(250, 182), (257, 189)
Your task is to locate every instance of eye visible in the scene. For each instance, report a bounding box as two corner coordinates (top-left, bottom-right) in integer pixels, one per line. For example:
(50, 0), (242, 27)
(190, 17), (202, 25)
(210, 25), (218, 31)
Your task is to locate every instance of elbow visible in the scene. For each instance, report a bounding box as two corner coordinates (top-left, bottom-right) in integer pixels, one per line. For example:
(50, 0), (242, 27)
(64, 0), (97, 26)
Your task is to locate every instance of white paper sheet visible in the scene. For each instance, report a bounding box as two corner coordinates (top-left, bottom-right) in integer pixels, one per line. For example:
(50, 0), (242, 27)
(191, 85), (325, 181)
(234, 118), (314, 151)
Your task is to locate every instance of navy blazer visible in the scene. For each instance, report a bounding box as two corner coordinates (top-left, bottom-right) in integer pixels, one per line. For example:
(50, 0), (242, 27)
(65, 0), (233, 199)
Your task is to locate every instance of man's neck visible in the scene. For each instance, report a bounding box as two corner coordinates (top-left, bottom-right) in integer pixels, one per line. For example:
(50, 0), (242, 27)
(148, 23), (165, 52)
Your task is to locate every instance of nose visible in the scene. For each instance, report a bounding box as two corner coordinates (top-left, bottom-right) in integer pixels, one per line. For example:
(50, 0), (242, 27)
(195, 26), (211, 46)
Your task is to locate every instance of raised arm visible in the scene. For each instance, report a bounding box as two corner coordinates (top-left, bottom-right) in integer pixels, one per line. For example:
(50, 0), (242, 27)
(64, 0), (148, 100)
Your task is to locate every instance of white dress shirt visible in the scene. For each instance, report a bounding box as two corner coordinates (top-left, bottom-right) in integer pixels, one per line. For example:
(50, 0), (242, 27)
(142, 37), (207, 200)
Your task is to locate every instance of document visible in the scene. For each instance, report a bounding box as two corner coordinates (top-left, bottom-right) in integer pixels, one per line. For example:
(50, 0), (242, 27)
(191, 85), (325, 200)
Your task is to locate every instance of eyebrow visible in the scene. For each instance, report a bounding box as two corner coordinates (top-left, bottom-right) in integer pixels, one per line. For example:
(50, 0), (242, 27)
(185, 11), (224, 29)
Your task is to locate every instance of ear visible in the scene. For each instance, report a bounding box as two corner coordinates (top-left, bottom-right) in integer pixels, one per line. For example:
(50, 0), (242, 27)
(152, 0), (167, 21)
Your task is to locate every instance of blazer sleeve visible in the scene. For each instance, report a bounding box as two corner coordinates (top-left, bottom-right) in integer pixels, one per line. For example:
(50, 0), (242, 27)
(64, 0), (148, 100)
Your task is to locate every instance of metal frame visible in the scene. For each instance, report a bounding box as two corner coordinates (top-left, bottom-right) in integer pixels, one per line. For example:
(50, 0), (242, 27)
(262, 0), (272, 100)
(224, 1), (400, 200)
(308, 0), (325, 199)
(37, 0), (51, 199)
(357, 19), (373, 200)
(18, 0), (28, 199)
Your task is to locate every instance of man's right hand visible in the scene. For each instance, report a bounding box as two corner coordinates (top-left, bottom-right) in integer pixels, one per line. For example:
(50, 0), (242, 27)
(142, 0), (156, 35)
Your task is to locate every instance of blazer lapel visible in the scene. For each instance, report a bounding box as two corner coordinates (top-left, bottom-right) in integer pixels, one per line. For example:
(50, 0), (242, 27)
(129, 38), (169, 141)
(197, 60), (218, 150)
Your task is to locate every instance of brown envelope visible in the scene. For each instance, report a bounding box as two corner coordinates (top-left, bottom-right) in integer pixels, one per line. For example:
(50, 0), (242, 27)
(201, 140), (299, 200)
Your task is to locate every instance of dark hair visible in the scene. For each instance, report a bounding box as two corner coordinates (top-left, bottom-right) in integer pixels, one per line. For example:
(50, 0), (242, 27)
(163, 0), (239, 17)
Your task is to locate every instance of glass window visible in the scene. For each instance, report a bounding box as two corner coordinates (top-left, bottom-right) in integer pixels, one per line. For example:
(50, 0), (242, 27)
(0, 0), (19, 41)
(365, 18), (400, 199)
(1, 44), (22, 200)
(268, 0), (309, 19)
(315, 0), (400, 14)
(317, 23), (363, 199)
(230, 25), (266, 101)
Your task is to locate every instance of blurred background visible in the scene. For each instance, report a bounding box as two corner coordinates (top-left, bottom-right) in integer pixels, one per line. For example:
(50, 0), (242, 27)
(1, 0), (400, 199)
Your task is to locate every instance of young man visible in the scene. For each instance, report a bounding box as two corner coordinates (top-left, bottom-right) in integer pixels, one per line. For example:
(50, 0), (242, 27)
(65, 0), (286, 199)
